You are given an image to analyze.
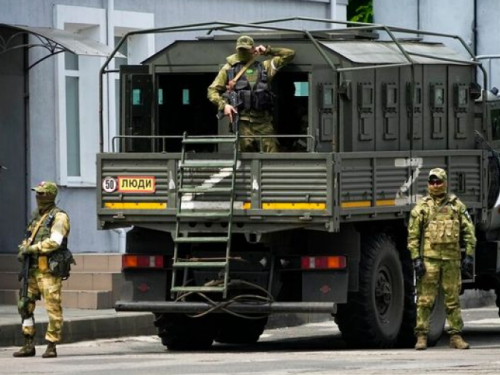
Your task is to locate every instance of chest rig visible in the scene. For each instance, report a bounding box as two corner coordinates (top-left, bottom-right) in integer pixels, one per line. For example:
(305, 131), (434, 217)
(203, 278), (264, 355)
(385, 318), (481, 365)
(227, 61), (273, 112)
(423, 196), (461, 245)
(28, 208), (68, 268)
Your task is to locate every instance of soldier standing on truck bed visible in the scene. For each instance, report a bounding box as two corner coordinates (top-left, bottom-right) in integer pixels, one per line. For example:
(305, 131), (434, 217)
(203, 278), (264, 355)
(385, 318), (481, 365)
(207, 35), (295, 152)
(408, 168), (475, 350)
(13, 181), (71, 358)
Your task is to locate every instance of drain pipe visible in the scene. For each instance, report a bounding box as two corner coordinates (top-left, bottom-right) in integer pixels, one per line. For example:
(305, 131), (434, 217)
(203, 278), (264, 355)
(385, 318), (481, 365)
(112, 228), (127, 253)
(329, 0), (337, 28)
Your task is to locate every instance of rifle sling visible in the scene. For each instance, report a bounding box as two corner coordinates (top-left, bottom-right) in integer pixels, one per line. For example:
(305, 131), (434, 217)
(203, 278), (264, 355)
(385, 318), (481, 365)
(227, 59), (255, 90)
(27, 212), (49, 247)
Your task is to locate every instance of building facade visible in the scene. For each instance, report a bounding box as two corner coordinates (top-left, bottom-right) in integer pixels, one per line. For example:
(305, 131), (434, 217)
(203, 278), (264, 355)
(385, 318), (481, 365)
(0, 0), (348, 254)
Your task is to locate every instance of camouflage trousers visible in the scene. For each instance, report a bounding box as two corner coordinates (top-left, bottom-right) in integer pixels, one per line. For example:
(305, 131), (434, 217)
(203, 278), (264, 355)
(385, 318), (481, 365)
(239, 120), (279, 153)
(415, 258), (463, 336)
(19, 269), (63, 343)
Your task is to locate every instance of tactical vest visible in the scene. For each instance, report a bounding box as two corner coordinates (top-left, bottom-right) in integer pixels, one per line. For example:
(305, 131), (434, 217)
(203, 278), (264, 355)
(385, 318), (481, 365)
(28, 207), (69, 269)
(422, 195), (462, 259)
(227, 61), (273, 111)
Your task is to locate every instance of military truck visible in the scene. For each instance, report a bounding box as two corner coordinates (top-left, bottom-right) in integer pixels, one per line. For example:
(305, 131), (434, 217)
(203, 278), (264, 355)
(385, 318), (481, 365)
(97, 18), (500, 350)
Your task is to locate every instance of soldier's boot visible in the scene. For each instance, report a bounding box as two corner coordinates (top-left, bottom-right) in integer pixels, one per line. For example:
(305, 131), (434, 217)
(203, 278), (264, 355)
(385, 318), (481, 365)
(41, 341), (57, 358)
(414, 335), (427, 350)
(12, 336), (36, 357)
(449, 335), (470, 349)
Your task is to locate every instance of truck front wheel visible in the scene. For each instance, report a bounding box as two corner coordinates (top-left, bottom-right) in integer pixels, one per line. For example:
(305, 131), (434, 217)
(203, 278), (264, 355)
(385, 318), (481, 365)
(336, 233), (404, 348)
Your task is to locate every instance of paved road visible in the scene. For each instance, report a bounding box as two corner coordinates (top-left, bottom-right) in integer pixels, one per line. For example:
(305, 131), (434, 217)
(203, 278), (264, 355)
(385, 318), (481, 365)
(1, 307), (499, 375)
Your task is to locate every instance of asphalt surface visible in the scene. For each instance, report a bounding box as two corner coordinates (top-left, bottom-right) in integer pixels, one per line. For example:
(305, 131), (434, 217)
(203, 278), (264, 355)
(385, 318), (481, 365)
(1, 307), (500, 375)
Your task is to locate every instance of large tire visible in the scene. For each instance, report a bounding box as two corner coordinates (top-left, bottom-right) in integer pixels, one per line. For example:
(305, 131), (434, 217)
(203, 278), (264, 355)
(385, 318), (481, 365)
(155, 313), (216, 351)
(397, 251), (446, 347)
(427, 287), (446, 346)
(336, 233), (404, 348)
(215, 315), (268, 344)
(396, 246), (417, 347)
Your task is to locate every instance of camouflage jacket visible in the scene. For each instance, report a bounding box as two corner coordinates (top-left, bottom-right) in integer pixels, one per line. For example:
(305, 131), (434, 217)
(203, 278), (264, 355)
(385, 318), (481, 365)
(207, 46), (295, 120)
(407, 194), (476, 260)
(20, 207), (70, 256)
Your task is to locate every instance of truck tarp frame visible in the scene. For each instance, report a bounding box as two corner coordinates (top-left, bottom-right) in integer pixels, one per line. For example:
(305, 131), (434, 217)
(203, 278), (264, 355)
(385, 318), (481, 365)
(98, 16), (487, 153)
(0, 24), (122, 71)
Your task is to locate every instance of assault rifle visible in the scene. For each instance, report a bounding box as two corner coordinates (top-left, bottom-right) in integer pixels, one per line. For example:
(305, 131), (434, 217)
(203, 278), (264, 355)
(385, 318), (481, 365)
(18, 246), (31, 319)
(217, 91), (240, 133)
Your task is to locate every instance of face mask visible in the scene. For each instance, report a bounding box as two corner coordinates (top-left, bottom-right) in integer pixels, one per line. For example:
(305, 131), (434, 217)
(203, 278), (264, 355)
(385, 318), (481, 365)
(428, 182), (447, 198)
(236, 49), (253, 62)
(36, 194), (56, 213)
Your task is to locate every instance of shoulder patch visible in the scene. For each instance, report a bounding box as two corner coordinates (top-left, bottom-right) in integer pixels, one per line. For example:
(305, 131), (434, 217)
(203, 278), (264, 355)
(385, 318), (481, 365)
(463, 208), (472, 222)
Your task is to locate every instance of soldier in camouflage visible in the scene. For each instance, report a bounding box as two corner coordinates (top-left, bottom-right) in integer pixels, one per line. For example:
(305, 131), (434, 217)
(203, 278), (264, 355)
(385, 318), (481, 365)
(207, 35), (295, 152)
(408, 168), (475, 350)
(13, 181), (70, 358)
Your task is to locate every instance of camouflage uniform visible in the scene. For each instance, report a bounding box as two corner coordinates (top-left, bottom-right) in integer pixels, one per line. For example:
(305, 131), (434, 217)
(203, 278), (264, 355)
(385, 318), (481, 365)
(207, 36), (295, 152)
(408, 168), (475, 348)
(14, 181), (70, 358)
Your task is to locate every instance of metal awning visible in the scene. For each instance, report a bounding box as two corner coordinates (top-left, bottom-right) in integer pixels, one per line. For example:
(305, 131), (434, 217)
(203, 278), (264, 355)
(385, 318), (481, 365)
(0, 24), (123, 70)
(321, 40), (471, 65)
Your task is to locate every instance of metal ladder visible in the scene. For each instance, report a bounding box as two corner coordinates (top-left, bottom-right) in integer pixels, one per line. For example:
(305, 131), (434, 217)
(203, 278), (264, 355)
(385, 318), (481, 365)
(170, 132), (239, 299)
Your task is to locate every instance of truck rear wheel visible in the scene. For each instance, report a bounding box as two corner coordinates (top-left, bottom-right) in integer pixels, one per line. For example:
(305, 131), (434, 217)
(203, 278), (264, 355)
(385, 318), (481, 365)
(156, 313), (216, 351)
(426, 287), (446, 346)
(397, 251), (446, 348)
(336, 233), (404, 348)
(215, 315), (268, 344)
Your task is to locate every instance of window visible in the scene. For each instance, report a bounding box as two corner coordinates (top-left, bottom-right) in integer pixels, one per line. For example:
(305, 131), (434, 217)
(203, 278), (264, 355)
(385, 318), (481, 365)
(294, 82), (309, 97)
(65, 76), (80, 176)
(55, 5), (154, 186)
(182, 89), (190, 105)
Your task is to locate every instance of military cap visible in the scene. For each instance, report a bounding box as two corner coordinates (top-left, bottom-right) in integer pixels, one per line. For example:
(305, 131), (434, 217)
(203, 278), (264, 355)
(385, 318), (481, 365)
(428, 168), (447, 181)
(32, 181), (58, 195)
(236, 35), (254, 49)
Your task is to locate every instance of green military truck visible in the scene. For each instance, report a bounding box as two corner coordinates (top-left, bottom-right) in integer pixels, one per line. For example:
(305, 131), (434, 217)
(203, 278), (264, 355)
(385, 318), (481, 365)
(97, 18), (500, 350)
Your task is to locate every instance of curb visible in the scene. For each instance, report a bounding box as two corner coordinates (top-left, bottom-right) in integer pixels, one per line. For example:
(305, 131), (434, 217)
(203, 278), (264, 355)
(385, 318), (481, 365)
(0, 313), (156, 347)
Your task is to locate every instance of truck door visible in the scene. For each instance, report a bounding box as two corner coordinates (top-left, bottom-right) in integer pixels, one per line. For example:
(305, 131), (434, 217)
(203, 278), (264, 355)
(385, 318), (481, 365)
(312, 66), (337, 152)
(120, 65), (153, 152)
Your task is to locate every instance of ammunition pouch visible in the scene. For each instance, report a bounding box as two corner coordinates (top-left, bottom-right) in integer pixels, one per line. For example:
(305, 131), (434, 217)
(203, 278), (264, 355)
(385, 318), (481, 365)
(252, 82), (273, 111)
(238, 90), (252, 111)
(48, 248), (76, 280)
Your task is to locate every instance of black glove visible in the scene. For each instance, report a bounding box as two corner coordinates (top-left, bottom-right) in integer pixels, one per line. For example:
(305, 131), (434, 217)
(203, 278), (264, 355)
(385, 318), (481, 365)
(413, 257), (426, 280)
(461, 255), (474, 278)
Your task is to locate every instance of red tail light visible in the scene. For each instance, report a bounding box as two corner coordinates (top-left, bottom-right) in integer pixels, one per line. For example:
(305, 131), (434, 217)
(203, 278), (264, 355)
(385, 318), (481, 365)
(301, 256), (347, 270)
(122, 255), (164, 269)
